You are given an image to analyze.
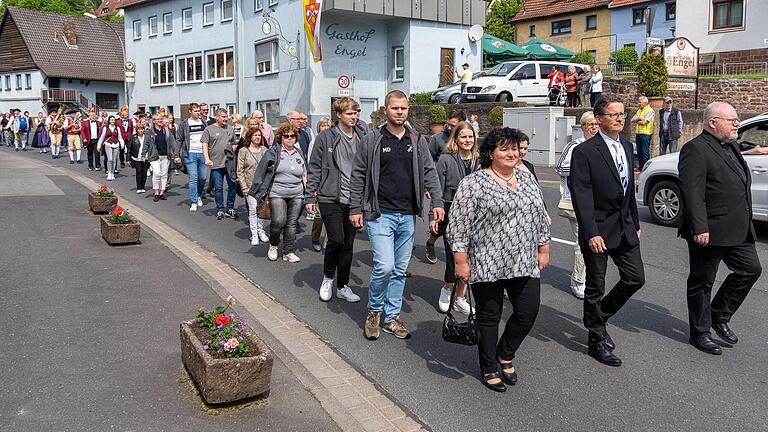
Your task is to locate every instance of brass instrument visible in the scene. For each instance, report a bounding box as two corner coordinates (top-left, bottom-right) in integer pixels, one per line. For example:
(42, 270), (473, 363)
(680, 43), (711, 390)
(50, 107), (65, 134)
(69, 113), (82, 134)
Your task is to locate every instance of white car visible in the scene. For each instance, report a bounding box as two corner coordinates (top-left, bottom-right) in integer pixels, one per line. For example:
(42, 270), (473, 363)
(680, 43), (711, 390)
(637, 112), (768, 226)
(462, 60), (589, 105)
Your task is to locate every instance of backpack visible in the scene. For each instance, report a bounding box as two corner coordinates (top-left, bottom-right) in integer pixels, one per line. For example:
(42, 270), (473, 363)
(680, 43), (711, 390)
(18, 117), (28, 132)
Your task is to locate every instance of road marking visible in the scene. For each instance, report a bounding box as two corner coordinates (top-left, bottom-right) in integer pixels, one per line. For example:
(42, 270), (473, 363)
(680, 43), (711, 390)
(552, 237), (577, 246)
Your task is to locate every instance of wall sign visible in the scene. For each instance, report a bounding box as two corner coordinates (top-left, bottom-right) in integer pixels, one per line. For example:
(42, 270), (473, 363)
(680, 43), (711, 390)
(665, 37), (699, 78)
(325, 23), (375, 59)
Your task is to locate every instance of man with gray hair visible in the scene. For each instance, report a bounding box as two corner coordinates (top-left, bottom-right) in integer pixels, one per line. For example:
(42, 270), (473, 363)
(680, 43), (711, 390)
(678, 101), (761, 356)
(202, 108), (238, 220)
(631, 96), (655, 170)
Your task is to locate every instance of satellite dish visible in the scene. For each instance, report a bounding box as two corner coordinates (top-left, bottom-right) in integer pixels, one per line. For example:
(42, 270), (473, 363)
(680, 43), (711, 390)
(468, 25), (483, 42)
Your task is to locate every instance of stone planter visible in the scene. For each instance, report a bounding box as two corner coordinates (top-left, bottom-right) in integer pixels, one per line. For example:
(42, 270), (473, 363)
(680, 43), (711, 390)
(648, 96), (665, 109)
(100, 216), (141, 245)
(180, 321), (273, 404)
(430, 123), (444, 135)
(88, 192), (118, 214)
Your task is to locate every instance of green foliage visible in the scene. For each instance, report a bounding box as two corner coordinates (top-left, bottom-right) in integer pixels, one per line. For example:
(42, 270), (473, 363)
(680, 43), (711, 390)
(636, 52), (668, 97)
(489, 106), (504, 126)
(571, 51), (596, 66)
(196, 298), (253, 358)
(427, 105), (447, 125)
(485, 0), (526, 44)
(1, 0), (103, 19)
(409, 92), (433, 106)
(610, 47), (639, 67)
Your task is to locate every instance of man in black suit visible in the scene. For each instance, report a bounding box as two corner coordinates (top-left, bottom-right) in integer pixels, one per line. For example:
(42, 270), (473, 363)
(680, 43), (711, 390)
(569, 96), (645, 367)
(678, 101), (761, 356)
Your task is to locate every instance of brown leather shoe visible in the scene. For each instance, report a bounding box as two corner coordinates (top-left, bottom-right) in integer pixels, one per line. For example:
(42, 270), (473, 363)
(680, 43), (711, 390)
(364, 311), (381, 340)
(382, 315), (411, 339)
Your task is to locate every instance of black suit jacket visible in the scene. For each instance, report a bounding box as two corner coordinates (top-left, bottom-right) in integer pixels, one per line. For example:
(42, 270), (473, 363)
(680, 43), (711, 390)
(678, 130), (754, 246)
(568, 133), (640, 251)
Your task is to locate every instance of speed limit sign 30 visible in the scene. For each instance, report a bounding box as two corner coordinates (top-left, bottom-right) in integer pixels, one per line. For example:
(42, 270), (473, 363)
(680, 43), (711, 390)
(338, 75), (351, 89)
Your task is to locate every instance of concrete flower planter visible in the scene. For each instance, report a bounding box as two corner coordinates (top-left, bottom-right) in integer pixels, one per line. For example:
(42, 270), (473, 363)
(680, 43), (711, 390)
(180, 321), (273, 404)
(100, 216), (141, 245)
(88, 192), (118, 214)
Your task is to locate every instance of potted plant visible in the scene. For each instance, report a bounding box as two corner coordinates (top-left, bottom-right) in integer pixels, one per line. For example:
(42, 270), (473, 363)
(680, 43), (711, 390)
(636, 51), (668, 108)
(181, 296), (274, 404)
(100, 205), (141, 245)
(89, 185), (118, 214)
(427, 104), (447, 135)
(489, 105), (504, 129)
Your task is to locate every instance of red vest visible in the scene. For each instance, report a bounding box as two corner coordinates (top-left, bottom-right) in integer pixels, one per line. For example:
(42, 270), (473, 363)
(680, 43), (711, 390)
(103, 125), (121, 144)
(117, 117), (133, 140)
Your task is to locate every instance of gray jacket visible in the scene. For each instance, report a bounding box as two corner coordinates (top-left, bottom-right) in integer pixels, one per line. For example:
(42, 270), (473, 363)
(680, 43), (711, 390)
(435, 152), (479, 203)
(305, 124), (362, 204)
(349, 125), (444, 220)
(142, 126), (176, 162)
(249, 145), (307, 201)
(173, 119), (193, 159)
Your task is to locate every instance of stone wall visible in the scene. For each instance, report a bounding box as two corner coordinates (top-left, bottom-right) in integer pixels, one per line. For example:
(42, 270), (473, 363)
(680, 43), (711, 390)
(715, 48), (768, 63)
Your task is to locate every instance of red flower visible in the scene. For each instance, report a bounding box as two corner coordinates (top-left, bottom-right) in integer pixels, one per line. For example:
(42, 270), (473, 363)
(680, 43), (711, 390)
(99, 185), (108, 191)
(215, 315), (231, 326)
(113, 205), (124, 217)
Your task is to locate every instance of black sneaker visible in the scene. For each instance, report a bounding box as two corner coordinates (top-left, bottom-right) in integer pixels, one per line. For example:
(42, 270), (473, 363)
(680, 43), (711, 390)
(153, 195), (160, 202)
(69, 160), (74, 164)
(225, 209), (238, 219)
(22, 148), (27, 152)
(15, 148), (19, 151)
(217, 211), (225, 220)
(76, 160), (83, 164)
(95, 167), (101, 171)
(88, 167), (94, 171)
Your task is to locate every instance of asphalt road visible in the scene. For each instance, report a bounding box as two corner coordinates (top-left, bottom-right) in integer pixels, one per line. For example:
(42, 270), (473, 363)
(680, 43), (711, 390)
(9, 148), (768, 432)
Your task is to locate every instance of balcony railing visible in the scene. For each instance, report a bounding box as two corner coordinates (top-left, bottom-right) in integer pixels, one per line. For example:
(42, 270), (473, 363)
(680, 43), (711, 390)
(594, 61), (767, 78)
(40, 88), (101, 111)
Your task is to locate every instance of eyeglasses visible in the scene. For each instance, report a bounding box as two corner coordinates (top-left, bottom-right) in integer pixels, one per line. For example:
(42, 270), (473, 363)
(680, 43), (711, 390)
(584, 122), (600, 128)
(282, 134), (297, 139)
(599, 112), (627, 120)
(712, 117), (740, 125)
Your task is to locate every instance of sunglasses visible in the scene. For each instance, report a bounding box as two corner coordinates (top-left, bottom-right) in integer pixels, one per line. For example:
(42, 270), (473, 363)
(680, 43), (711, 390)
(282, 134), (297, 138)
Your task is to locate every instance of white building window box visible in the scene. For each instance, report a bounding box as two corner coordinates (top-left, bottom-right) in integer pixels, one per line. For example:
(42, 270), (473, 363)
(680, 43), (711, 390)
(221, 0), (233, 22)
(148, 16), (158, 37)
(133, 20), (142, 40)
(203, 3), (214, 27)
(151, 58), (175, 86)
(163, 13), (173, 34)
(255, 39), (279, 76)
(177, 54), (203, 84)
(206, 49), (235, 80)
(393, 46), (404, 82)
(182, 8), (193, 30)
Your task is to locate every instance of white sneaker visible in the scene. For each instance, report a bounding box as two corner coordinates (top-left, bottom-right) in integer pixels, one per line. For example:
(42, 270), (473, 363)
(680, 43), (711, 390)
(570, 281), (586, 299)
(319, 277), (333, 302)
(197, 197), (203, 206)
(250, 235), (259, 246)
(137, 189), (142, 194)
(190, 204), (198, 212)
(139, 189), (145, 194)
(337, 285), (361, 303)
(258, 231), (269, 242)
(453, 297), (475, 315)
(283, 253), (301, 263)
(438, 287), (452, 313)
(267, 246), (278, 261)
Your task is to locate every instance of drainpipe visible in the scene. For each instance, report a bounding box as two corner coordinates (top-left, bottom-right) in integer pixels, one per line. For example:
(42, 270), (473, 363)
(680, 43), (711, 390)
(234, 0), (241, 112)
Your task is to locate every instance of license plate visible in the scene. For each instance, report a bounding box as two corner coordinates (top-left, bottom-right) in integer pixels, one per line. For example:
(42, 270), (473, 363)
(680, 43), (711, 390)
(467, 95), (476, 100)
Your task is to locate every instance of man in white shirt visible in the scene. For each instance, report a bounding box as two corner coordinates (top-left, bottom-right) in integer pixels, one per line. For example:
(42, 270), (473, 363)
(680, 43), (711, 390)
(173, 103), (209, 211)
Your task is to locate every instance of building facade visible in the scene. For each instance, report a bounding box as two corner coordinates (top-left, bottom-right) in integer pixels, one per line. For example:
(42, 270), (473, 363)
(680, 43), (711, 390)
(609, 0), (677, 54)
(123, 0), (485, 126)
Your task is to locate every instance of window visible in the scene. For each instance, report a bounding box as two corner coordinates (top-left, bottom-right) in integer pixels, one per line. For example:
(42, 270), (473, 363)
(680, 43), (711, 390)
(177, 54), (203, 83)
(151, 58), (174, 86)
(393, 46), (404, 82)
(712, 0), (743, 30)
(96, 93), (119, 110)
(203, 3), (214, 26)
(624, 43), (637, 49)
(257, 100), (281, 126)
(632, 8), (646, 26)
(551, 19), (571, 35)
(513, 64), (536, 80)
(133, 20), (142, 40)
(269, 0), (278, 6)
(4, 75), (10, 91)
(25, 74), (31, 89)
(163, 13), (173, 34)
(586, 15), (597, 31)
(255, 0), (263, 11)
(209, 104), (220, 113)
(529, 25), (536, 37)
(226, 104), (236, 115)
(255, 40), (278, 75)
(587, 50), (598, 62)
(206, 49), (234, 80)
(182, 8), (192, 30)
(148, 16), (158, 37)
(221, 0), (233, 22)
(149, 106), (160, 115)
(15, 74), (22, 90)
(665, 2), (676, 20)
(737, 121), (768, 151)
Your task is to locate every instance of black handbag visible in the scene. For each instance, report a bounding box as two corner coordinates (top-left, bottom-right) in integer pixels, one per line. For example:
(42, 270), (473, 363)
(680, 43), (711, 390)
(442, 283), (479, 346)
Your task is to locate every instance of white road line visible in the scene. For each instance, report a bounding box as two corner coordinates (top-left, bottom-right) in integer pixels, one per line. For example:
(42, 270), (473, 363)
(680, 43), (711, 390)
(552, 237), (577, 246)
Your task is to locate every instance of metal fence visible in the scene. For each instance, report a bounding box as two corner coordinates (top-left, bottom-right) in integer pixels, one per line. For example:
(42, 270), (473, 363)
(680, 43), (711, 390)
(593, 61), (767, 78)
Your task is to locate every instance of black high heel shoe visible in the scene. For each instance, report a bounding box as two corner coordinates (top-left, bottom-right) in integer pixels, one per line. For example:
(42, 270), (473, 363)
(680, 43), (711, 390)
(499, 362), (517, 385)
(481, 371), (506, 393)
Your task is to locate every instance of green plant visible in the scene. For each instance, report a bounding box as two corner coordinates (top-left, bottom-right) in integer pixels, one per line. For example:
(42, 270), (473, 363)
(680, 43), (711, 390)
(489, 106), (504, 126)
(110, 205), (131, 224)
(96, 184), (115, 197)
(485, 0), (526, 43)
(409, 92), (433, 106)
(427, 105), (447, 125)
(571, 51), (596, 66)
(196, 296), (253, 358)
(636, 52), (668, 97)
(610, 47), (639, 67)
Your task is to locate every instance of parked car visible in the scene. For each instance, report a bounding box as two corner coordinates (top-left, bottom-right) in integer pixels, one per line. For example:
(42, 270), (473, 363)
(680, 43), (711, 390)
(430, 72), (485, 104)
(637, 112), (768, 227)
(462, 60), (588, 105)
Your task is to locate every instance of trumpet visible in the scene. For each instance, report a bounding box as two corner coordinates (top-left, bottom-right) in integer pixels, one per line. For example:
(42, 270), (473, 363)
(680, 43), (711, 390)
(50, 106), (65, 134)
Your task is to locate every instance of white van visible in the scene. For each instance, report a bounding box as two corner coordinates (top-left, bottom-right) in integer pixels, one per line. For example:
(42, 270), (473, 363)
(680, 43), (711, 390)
(463, 60), (589, 105)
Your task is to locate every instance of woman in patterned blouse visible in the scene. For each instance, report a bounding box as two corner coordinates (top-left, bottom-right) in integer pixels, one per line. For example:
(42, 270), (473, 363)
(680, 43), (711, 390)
(447, 127), (551, 393)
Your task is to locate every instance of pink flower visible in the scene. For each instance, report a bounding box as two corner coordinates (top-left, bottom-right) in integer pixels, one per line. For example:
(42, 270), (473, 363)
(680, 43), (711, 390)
(226, 296), (236, 306)
(223, 338), (240, 351)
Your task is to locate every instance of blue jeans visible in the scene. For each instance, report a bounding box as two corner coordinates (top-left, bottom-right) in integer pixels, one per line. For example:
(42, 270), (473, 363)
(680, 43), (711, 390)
(659, 134), (678, 155)
(185, 152), (208, 204)
(211, 167), (236, 213)
(636, 134), (652, 168)
(460, 83), (467, 103)
(366, 212), (415, 322)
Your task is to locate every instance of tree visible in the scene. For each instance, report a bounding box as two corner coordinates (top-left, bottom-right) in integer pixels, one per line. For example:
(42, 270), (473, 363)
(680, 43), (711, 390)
(485, 0), (526, 44)
(1, 0), (103, 20)
(636, 51), (668, 97)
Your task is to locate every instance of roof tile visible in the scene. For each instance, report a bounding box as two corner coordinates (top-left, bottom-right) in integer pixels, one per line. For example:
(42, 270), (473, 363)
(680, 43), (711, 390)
(511, 0), (611, 22)
(608, 0), (652, 8)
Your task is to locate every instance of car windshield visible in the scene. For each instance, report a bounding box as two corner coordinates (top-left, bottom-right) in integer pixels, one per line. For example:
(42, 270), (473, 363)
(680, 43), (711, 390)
(738, 120), (768, 151)
(486, 62), (521, 77)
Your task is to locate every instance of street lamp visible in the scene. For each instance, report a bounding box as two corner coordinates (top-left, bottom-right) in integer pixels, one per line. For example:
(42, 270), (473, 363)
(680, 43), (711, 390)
(83, 13), (129, 112)
(261, 11), (300, 66)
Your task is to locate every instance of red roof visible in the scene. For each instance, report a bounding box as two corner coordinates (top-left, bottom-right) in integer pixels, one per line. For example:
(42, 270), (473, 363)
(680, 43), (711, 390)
(511, 0), (611, 22)
(95, 0), (151, 16)
(608, 0), (651, 8)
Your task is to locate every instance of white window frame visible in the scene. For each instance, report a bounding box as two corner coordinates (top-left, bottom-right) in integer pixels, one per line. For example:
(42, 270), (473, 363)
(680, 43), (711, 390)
(176, 53), (203, 84)
(255, 0), (263, 12)
(393, 46), (404, 82)
(15, 74), (22, 90)
(150, 58), (175, 86)
(205, 48), (235, 81)
(257, 99), (281, 126)
(221, 0), (233, 22)
(132, 19), (142, 40)
(269, 0), (278, 6)
(182, 8), (193, 30)
(203, 3), (214, 26)
(4, 76), (10, 91)
(25, 73), (31, 89)
(226, 103), (236, 115)
(255, 39), (279, 76)
(148, 16), (158, 37)
(163, 12), (173, 34)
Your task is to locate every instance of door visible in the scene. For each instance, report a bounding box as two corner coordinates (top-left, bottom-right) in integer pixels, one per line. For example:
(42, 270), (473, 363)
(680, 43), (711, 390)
(509, 63), (540, 102)
(359, 98), (379, 128)
(440, 48), (455, 87)
(738, 119), (768, 214)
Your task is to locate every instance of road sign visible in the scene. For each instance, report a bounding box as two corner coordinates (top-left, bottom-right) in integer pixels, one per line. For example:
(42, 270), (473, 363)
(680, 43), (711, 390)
(337, 75), (351, 89)
(125, 76), (136, 83)
(338, 89), (350, 96)
(667, 81), (696, 92)
(646, 37), (663, 46)
(124, 71), (135, 78)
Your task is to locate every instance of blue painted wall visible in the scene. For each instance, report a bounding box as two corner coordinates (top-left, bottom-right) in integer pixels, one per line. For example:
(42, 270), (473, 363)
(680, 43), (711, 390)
(611, 0), (676, 55)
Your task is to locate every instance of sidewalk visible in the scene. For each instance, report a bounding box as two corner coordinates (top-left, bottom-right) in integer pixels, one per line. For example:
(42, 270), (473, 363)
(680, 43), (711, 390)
(0, 152), (416, 431)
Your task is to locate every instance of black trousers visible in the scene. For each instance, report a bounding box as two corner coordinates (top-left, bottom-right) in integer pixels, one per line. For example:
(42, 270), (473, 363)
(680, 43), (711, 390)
(119, 146), (125, 166)
(86, 139), (100, 169)
(319, 202), (356, 287)
(582, 235), (645, 346)
(473, 277), (540, 374)
(590, 92), (602, 107)
(133, 160), (148, 190)
(436, 202), (455, 284)
(685, 237), (761, 336)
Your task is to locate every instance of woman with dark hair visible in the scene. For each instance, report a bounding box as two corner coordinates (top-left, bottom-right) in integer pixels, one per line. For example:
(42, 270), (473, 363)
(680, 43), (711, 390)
(97, 115), (125, 181)
(128, 123), (150, 193)
(431, 121), (479, 315)
(237, 127), (269, 246)
(447, 127), (550, 393)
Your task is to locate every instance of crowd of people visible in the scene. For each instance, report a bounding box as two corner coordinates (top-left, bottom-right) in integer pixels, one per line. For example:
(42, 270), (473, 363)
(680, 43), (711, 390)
(5, 92), (758, 393)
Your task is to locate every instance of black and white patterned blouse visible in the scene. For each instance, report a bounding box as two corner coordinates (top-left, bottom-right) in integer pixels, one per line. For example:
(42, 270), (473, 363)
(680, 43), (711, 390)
(447, 168), (551, 284)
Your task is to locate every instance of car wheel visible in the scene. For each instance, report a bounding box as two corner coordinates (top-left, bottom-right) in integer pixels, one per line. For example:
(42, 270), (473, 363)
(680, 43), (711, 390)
(497, 93), (511, 102)
(449, 94), (460, 104)
(649, 180), (683, 227)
